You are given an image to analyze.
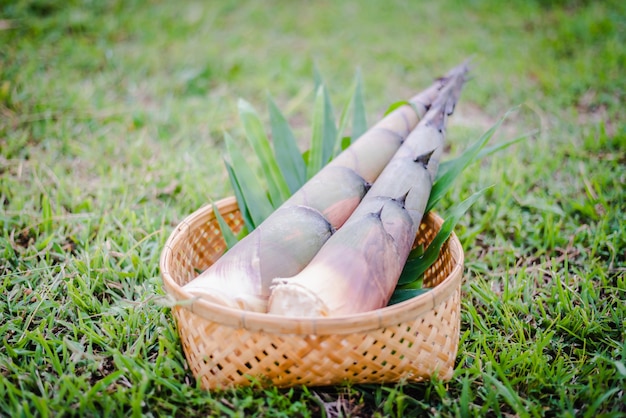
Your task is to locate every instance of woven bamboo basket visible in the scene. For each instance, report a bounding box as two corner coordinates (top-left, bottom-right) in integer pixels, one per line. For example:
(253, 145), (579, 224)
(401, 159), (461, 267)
(160, 196), (464, 389)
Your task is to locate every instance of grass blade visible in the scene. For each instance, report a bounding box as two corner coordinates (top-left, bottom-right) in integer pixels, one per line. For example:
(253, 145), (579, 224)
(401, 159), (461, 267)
(267, 94), (307, 194)
(41, 193), (52, 235)
(238, 98), (291, 207)
(583, 387), (621, 418)
(482, 374), (531, 418)
(224, 132), (274, 226)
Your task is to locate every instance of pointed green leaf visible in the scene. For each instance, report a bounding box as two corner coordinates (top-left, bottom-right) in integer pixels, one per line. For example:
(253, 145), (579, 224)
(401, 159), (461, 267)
(332, 82), (356, 157)
(427, 110), (518, 213)
(238, 98), (291, 207)
(384, 100), (408, 116)
(398, 277), (425, 290)
(267, 94), (307, 193)
(383, 100), (420, 117)
(340, 136), (352, 151)
(437, 128), (535, 183)
(351, 69), (367, 142)
(397, 244), (424, 286)
(212, 203), (239, 250)
(388, 288), (431, 306)
(224, 132), (274, 227)
(413, 187), (491, 279)
(306, 85), (327, 179)
(477, 130), (536, 159)
(312, 66), (338, 168)
(313, 61), (324, 90)
(321, 86), (338, 167)
(301, 149), (310, 164)
(224, 159), (254, 232)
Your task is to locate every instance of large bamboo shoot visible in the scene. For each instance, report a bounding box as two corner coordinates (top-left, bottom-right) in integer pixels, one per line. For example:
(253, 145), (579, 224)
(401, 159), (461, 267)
(268, 64), (469, 317)
(183, 63), (468, 312)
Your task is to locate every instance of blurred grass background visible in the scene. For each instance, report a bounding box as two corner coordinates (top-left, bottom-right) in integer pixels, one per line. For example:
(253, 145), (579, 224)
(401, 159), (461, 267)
(1, 0), (624, 416)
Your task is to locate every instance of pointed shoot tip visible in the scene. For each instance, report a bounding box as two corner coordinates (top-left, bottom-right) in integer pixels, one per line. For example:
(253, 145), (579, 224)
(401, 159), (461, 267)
(414, 149), (436, 167)
(392, 191), (409, 208)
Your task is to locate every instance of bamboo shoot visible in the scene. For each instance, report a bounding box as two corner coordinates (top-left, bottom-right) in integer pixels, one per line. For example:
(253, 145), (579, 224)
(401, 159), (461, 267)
(268, 64), (469, 316)
(184, 63), (468, 312)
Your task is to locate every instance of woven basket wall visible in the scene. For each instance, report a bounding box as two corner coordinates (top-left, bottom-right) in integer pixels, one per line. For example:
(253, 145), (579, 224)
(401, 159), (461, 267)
(160, 197), (465, 389)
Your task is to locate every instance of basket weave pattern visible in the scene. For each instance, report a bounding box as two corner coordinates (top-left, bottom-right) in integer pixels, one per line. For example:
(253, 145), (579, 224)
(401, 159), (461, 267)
(160, 197), (464, 389)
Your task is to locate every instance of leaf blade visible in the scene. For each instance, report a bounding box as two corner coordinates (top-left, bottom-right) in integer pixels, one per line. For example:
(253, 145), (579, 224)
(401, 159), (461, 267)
(238, 98), (291, 207)
(332, 81), (356, 157)
(223, 159), (255, 232)
(224, 132), (274, 227)
(306, 85), (327, 179)
(212, 203), (239, 250)
(387, 288), (431, 306)
(351, 69), (367, 142)
(312, 67), (338, 169)
(267, 94), (307, 194)
(426, 109), (522, 213)
(397, 244), (424, 286)
(414, 187), (491, 279)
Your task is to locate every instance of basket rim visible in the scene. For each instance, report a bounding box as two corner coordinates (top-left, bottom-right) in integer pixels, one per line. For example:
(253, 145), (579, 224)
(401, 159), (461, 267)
(160, 196), (464, 335)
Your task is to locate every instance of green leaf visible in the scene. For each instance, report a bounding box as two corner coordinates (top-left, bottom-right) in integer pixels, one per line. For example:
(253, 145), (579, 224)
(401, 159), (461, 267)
(267, 94), (307, 194)
(224, 132), (274, 227)
(312, 66), (338, 170)
(388, 288), (431, 306)
(301, 149), (310, 164)
(383, 100), (420, 117)
(427, 110), (515, 213)
(340, 136), (352, 151)
(212, 203), (239, 250)
(413, 187), (491, 279)
(384, 100), (408, 116)
(397, 275), (424, 290)
(312, 61), (324, 90)
(330, 69), (369, 156)
(437, 128), (535, 183)
(351, 69), (367, 142)
(224, 159), (254, 232)
(397, 244), (424, 286)
(473, 130), (536, 162)
(332, 82), (356, 157)
(307, 85), (327, 179)
(238, 98), (291, 207)
(321, 87), (338, 167)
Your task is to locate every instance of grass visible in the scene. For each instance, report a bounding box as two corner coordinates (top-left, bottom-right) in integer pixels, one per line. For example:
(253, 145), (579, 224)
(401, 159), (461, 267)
(1, 0), (625, 416)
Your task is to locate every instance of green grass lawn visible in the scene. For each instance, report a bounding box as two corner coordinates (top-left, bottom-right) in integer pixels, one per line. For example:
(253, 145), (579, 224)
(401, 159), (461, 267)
(1, 0), (625, 416)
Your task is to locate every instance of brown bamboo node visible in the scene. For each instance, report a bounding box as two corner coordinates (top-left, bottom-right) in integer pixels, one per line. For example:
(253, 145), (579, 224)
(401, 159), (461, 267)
(160, 196), (464, 389)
